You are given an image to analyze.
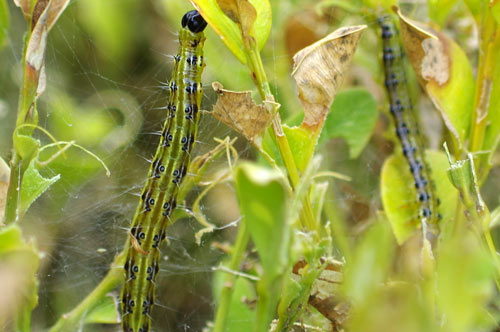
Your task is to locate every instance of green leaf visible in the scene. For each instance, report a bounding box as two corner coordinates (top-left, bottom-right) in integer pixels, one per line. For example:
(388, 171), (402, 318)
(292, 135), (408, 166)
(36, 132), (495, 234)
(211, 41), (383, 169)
(13, 134), (40, 161)
(0, 0), (9, 48)
(213, 271), (256, 330)
(235, 162), (289, 332)
(283, 125), (316, 172)
(20, 159), (60, 215)
(191, 0), (272, 63)
(320, 89), (378, 159)
(0, 224), (40, 330)
(0, 224), (26, 252)
(381, 150), (459, 244)
(235, 162), (289, 278)
(83, 295), (120, 324)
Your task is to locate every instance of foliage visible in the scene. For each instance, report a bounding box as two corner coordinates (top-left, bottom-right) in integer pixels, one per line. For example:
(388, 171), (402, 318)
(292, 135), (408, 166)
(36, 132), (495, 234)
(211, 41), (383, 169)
(1, 0), (500, 332)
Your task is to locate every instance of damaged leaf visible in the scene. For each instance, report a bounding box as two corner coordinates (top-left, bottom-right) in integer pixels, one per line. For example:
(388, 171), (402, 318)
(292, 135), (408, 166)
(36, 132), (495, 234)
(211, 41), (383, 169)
(13, 0), (31, 21)
(45, 0), (70, 31)
(15, 0), (70, 29)
(26, 3), (48, 77)
(191, 0), (271, 63)
(292, 25), (366, 133)
(211, 81), (276, 145)
(216, 0), (256, 38)
(397, 9), (474, 147)
(20, 0), (70, 124)
(20, 158), (60, 215)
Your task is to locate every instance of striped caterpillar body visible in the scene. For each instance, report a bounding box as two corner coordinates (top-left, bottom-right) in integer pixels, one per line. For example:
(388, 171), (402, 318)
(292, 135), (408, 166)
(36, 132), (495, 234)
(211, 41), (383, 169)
(121, 10), (207, 332)
(378, 17), (440, 238)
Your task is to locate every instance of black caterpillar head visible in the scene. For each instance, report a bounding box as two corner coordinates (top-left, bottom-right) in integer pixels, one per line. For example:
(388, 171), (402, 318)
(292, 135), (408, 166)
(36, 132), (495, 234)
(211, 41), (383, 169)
(182, 10), (207, 33)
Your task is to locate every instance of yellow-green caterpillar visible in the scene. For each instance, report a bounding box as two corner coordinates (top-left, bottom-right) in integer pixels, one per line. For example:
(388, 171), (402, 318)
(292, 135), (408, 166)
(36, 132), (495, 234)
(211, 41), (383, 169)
(121, 10), (207, 332)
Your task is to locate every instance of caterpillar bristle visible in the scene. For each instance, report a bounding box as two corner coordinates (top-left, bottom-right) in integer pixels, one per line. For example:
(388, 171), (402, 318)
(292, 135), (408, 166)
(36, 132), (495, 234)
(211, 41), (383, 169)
(120, 10), (207, 332)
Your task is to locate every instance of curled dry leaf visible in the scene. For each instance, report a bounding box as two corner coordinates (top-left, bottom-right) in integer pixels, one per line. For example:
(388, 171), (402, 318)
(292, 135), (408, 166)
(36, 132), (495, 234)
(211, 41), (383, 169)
(47, 0), (70, 30)
(396, 10), (449, 86)
(0, 158), (9, 224)
(216, 0), (256, 38)
(211, 81), (277, 145)
(396, 7), (474, 145)
(25, 3), (49, 97)
(31, 0), (49, 28)
(15, 0), (69, 29)
(13, 0), (31, 21)
(292, 25), (366, 133)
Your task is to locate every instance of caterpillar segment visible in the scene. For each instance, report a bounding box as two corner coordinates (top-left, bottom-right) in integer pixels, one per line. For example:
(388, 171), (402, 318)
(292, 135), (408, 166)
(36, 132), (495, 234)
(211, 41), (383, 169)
(378, 17), (441, 242)
(121, 10), (207, 332)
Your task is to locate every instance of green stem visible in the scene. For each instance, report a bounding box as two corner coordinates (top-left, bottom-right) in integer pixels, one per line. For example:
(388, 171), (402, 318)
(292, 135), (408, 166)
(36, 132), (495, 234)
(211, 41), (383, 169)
(255, 276), (281, 332)
(245, 46), (317, 232)
(469, 10), (498, 179)
(48, 250), (127, 332)
(14, 303), (31, 332)
(213, 220), (250, 332)
(255, 286), (271, 332)
(5, 31), (39, 225)
(483, 225), (500, 292)
(4, 155), (21, 224)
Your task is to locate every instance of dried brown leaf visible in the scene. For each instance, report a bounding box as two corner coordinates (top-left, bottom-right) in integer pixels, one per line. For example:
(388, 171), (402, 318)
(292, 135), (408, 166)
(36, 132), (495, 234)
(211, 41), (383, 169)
(13, 0), (31, 20)
(395, 6), (475, 145)
(46, 0), (70, 30)
(216, 0), (256, 38)
(293, 259), (347, 328)
(211, 81), (275, 144)
(26, 3), (48, 71)
(25, 3), (49, 96)
(309, 296), (350, 328)
(0, 158), (9, 224)
(396, 8), (450, 86)
(292, 25), (366, 132)
(32, 0), (70, 31)
(32, 0), (49, 28)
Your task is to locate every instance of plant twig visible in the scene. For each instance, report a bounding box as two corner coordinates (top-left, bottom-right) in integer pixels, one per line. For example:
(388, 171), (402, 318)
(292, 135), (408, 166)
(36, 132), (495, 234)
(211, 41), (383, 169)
(213, 220), (250, 332)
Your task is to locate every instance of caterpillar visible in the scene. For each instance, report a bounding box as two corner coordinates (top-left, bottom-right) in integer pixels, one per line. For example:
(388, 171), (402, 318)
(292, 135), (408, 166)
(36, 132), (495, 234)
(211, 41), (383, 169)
(378, 16), (440, 239)
(120, 10), (207, 332)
